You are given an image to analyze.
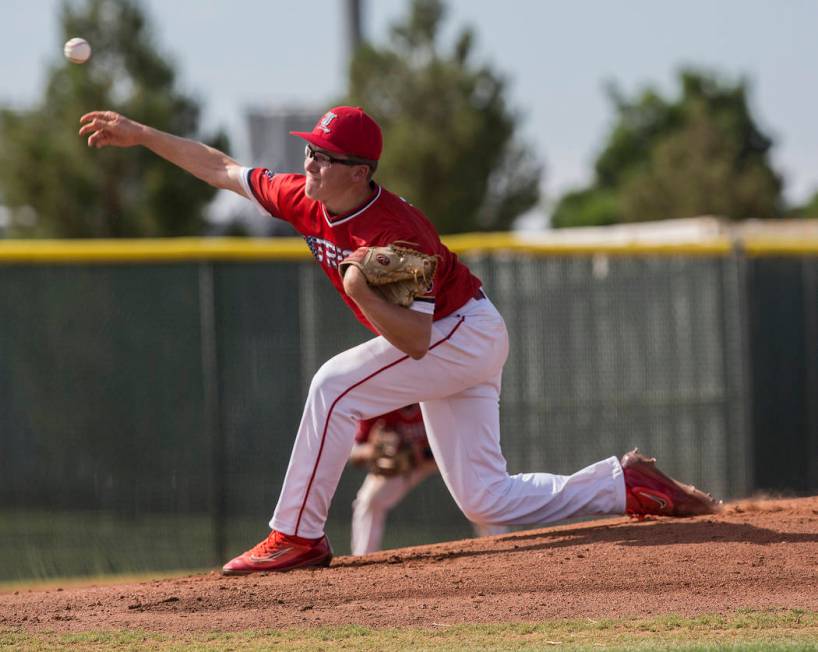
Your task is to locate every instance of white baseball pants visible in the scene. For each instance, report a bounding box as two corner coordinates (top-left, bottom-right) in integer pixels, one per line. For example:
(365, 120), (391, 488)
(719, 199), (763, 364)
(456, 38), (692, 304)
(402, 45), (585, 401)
(271, 296), (626, 539)
(350, 463), (510, 556)
(350, 463), (437, 556)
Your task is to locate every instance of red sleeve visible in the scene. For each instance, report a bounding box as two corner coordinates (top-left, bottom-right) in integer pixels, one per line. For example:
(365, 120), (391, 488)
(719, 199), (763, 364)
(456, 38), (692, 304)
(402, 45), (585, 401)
(403, 405), (424, 425)
(242, 170), (306, 222)
(355, 417), (376, 444)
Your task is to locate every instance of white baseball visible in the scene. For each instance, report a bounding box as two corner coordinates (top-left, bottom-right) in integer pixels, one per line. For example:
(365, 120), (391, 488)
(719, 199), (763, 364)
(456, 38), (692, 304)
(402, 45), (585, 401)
(64, 37), (92, 64)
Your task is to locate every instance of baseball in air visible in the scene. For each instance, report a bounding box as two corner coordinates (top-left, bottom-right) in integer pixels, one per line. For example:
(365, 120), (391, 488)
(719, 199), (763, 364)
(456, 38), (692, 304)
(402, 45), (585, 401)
(64, 37), (92, 64)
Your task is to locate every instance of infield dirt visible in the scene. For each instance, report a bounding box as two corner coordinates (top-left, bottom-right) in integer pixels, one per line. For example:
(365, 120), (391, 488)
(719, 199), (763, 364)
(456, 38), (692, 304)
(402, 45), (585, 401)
(2, 496), (817, 633)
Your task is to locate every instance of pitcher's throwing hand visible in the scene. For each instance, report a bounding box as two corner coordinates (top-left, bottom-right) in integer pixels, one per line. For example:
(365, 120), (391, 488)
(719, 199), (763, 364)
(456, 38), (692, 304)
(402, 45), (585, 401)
(79, 111), (143, 149)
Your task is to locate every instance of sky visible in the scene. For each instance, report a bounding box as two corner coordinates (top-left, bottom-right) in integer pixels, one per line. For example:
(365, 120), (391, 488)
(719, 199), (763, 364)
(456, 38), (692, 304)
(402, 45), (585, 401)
(2, 0), (816, 225)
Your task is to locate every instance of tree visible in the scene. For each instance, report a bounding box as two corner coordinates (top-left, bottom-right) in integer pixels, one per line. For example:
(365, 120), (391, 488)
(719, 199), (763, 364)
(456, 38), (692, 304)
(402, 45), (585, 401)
(552, 69), (783, 227)
(789, 189), (818, 218)
(0, 0), (228, 238)
(550, 188), (619, 229)
(345, 0), (541, 234)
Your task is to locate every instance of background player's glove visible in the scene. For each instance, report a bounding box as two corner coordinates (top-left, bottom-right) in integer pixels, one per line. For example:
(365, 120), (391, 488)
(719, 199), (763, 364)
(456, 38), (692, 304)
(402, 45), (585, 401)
(368, 424), (417, 477)
(339, 243), (438, 307)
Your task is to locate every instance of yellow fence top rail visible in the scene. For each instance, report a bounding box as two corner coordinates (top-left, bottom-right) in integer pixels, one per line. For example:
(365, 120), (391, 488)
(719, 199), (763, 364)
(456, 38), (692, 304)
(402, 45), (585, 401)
(442, 233), (733, 256)
(742, 238), (818, 256)
(1, 233), (817, 263)
(0, 238), (310, 263)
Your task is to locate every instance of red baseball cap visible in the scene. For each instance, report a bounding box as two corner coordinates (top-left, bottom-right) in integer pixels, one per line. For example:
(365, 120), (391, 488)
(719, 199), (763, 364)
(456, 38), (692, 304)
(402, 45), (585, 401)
(290, 106), (383, 161)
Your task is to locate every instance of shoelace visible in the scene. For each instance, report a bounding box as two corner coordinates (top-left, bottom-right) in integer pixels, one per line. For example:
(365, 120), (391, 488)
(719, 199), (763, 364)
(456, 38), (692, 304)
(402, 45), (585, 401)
(250, 532), (283, 556)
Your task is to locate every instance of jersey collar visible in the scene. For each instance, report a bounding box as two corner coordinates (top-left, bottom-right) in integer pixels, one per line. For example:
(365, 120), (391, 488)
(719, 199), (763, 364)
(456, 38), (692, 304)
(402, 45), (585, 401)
(322, 183), (382, 227)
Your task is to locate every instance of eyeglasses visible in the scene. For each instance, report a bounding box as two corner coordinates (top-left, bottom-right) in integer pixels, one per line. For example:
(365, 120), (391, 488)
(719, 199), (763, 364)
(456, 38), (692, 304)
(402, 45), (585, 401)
(304, 144), (373, 168)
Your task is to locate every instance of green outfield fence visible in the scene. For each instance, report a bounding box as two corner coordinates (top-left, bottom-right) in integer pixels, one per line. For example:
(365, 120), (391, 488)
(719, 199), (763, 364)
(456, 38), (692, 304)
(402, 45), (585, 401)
(1, 235), (816, 582)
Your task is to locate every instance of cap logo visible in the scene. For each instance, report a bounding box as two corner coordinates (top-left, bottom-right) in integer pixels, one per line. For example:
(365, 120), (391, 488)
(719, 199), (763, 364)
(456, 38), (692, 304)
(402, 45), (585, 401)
(318, 111), (338, 133)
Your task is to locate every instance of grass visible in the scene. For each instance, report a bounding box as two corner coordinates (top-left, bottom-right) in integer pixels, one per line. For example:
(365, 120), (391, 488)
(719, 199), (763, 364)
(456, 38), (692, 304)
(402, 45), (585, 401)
(0, 506), (478, 583)
(0, 569), (204, 594)
(0, 510), (218, 582)
(2, 610), (817, 651)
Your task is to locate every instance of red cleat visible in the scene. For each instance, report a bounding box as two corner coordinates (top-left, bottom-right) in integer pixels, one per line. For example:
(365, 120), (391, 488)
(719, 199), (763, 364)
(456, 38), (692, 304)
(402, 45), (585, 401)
(222, 530), (333, 575)
(621, 449), (721, 518)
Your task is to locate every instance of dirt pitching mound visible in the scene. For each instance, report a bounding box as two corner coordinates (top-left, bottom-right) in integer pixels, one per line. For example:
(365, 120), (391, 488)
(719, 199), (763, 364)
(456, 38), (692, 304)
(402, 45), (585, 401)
(2, 496), (817, 633)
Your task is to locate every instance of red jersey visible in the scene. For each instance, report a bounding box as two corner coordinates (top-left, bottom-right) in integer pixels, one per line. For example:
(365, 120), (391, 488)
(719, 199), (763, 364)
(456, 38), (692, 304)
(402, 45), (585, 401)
(241, 170), (482, 333)
(354, 404), (427, 447)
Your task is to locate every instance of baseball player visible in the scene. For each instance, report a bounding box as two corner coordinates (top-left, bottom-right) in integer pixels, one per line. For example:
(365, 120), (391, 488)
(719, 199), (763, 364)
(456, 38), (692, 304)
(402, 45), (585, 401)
(349, 404), (507, 556)
(78, 105), (721, 575)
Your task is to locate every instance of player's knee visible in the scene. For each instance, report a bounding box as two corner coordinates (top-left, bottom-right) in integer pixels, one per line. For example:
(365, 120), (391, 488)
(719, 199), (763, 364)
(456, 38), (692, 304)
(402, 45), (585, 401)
(458, 493), (503, 524)
(366, 491), (396, 513)
(461, 505), (489, 523)
(308, 357), (349, 398)
(354, 485), (391, 513)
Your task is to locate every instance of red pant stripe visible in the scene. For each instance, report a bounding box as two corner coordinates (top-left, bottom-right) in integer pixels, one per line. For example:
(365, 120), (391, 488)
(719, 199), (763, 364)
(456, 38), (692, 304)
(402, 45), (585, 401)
(294, 316), (466, 535)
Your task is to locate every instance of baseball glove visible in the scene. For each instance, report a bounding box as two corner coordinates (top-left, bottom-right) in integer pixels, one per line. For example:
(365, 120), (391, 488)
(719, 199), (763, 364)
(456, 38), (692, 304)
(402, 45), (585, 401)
(339, 243), (438, 307)
(369, 424), (417, 477)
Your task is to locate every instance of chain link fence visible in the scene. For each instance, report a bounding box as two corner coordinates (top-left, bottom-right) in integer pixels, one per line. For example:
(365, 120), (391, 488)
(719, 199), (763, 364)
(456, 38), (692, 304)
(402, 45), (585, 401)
(0, 238), (815, 581)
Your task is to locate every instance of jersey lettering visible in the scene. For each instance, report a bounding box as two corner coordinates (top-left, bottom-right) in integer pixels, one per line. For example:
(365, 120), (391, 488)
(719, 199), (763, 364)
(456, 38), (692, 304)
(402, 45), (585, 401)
(305, 235), (352, 271)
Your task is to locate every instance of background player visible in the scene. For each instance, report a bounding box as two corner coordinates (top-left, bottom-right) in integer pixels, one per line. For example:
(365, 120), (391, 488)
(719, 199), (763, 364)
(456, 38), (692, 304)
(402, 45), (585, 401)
(349, 404), (507, 556)
(78, 105), (721, 575)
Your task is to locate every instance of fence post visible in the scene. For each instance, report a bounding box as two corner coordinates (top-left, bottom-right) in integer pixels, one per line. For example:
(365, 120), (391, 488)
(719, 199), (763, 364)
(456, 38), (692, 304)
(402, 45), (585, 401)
(803, 258), (818, 491)
(198, 261), (225, 566)
(723, 241), (755, 498)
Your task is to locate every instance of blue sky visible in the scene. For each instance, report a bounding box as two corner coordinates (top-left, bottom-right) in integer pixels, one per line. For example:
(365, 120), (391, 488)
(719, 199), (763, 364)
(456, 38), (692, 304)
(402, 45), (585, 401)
(2, 0), (816, 220)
